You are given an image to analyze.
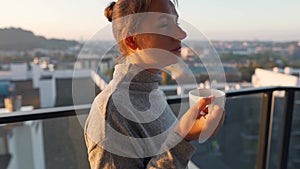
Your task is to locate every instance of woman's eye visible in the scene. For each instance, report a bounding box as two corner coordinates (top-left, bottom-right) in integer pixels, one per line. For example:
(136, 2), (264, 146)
(159, 23), (169, 28)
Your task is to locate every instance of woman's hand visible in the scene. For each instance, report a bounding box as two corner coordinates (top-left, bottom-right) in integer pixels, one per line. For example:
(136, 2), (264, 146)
(174, 97), (225, 142)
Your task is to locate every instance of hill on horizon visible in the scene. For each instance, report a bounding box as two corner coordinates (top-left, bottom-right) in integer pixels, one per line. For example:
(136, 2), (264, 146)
(0, 27), (79, 50)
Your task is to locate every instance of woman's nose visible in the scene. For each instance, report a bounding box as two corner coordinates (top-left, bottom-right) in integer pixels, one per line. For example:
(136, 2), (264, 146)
(175, 26), (187, 40)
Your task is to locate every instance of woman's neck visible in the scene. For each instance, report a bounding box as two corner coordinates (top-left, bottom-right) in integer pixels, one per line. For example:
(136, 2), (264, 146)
(124, 61), (161, 74)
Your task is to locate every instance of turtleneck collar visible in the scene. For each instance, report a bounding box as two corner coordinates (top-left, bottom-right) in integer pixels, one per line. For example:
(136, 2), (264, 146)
(112, 64), (162, 92)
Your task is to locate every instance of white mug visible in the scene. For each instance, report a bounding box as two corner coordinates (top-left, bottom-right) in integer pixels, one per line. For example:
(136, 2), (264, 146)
(189, 88), (225, 110)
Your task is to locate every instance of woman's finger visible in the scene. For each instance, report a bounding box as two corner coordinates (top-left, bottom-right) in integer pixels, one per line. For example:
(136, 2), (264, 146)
(196, 96), (214, 118)
(210, 108), (226, 137)
(198, 105), (224, 141)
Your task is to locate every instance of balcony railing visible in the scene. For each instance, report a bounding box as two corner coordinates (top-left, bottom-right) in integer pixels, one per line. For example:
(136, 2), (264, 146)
(0, 86), (300, 169)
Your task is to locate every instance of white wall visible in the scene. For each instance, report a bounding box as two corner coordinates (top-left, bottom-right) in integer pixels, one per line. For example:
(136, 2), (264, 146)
(252, 68), (298, 87)
(39, 77), (56, 108)
(11, 63), (28, 80)
(7, 121), (45, 169)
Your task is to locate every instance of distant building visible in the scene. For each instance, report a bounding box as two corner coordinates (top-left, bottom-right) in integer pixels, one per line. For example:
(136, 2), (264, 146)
(0, 58), (103, 109)
(252, 68), (299, 88)
(0, 59), (101, 169)
(181, 66), (242, 83)
(232, 48), (255, 56)
(287, 42), (300, 59)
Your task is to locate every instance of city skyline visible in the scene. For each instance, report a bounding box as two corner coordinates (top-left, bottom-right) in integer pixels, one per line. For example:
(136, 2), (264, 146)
(0, 0), (300, 41)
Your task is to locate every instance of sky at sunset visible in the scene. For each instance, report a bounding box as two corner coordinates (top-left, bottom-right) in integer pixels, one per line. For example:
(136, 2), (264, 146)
(1, 0), (299, 41)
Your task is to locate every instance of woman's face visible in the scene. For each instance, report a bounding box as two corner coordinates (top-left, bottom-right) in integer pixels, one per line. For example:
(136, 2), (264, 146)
(126, 0), (187, 72)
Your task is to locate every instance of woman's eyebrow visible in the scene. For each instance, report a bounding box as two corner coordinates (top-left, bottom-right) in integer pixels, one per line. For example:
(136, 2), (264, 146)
(158, 14), (178, 20)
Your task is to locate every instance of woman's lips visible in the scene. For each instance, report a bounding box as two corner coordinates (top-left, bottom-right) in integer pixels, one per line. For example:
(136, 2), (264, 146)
(171, 47), (182, 55)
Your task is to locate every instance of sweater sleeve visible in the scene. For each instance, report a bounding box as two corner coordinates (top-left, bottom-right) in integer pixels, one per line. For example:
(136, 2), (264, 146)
(85, 134), (146, 169)
(146, 132), (195, 169)
(85, 133), (195, 169)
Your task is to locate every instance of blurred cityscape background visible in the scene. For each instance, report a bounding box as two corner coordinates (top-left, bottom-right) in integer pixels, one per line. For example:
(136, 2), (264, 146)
(0, 27), (299, 169)
(1, 0), (300, 169)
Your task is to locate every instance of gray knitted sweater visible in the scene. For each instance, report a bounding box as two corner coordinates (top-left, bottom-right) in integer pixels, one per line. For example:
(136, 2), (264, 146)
(84, 64), (195, 169)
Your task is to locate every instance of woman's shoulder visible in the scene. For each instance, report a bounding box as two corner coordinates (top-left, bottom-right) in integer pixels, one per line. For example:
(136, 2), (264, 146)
(84, 87), (116, 141)
(88, 85), (128, 123)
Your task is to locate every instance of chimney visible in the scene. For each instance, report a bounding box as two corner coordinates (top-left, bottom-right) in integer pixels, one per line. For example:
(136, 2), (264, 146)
(39, 75), (56, 108)
(31, 61), (42, 88)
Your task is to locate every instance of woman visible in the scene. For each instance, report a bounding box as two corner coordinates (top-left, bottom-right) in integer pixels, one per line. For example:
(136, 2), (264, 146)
(84, 0), (225, 168)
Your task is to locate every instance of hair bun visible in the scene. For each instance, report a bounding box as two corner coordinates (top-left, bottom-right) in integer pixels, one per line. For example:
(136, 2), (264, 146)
(104, 2), (116, 22)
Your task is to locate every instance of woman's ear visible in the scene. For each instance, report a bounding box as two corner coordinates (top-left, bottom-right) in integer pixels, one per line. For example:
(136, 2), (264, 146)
(125, 36), (138, 51)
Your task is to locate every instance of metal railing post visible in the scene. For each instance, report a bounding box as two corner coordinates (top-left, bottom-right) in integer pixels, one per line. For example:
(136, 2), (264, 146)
(257, 91), (274, 169)
(278, 90), (295, 169)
